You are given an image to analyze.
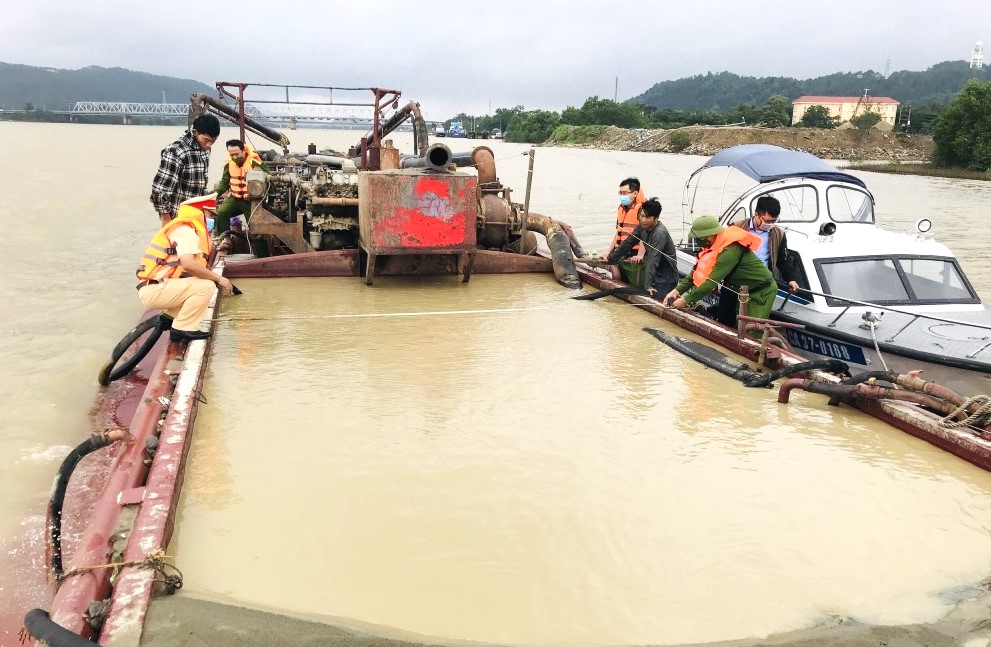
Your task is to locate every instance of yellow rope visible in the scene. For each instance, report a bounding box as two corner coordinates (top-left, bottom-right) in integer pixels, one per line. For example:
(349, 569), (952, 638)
(58, 548), (183, 590)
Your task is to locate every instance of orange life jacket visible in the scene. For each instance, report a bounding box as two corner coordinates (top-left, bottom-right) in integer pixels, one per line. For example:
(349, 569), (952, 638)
(227, 146), (262, 199)
(691, 227), (762, 288)
(614, 191), (645, 252)
(136, 205), (212, 281)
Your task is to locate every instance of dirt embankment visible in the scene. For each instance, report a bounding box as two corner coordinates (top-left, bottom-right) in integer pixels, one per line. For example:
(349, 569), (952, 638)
(573, 125), (934, 161)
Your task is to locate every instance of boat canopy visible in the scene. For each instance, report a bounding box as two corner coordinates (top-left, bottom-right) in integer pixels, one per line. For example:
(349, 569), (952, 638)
(700, 144), (867, 188)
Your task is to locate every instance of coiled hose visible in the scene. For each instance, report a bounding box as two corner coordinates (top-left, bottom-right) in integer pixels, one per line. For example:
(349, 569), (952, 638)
(48, 429), (128, 582)
(23, 609), (97, 646)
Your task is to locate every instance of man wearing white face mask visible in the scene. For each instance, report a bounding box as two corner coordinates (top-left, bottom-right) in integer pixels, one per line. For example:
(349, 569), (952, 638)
(709, 195), (800, 327)
(607, 177), (645, 257)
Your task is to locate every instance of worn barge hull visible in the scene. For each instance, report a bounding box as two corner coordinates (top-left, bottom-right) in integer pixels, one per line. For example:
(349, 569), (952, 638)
(574, 262), (991, 473)
(30, 251), (558, 645)
(222, 249), (554, 280)
(25, 252), (991, 645)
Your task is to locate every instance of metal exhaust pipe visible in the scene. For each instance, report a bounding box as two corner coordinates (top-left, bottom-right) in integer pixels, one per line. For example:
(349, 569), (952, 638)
(399, 143), (453, 172)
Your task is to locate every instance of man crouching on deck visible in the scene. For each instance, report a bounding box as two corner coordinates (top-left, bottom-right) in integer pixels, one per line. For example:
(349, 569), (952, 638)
(136, 193), (233, 342)
(662, 215), (776, 327)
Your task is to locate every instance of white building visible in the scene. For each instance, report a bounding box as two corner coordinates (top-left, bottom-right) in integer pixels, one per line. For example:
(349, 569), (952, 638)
(792, 95), (900, 126)
(971, 41), (984, 69)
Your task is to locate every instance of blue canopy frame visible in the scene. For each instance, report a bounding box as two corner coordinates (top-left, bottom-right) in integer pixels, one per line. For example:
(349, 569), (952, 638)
(700, 144), (867, 188)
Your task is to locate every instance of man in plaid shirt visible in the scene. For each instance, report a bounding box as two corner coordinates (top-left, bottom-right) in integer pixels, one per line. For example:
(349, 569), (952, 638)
(150, 114), (221, 224)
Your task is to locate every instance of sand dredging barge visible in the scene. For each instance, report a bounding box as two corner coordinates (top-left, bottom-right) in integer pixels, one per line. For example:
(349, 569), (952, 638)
(18, 83), (991, 645)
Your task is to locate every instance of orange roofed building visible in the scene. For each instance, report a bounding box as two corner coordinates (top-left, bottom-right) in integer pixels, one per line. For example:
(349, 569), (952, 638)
(792, 95), (900, 126)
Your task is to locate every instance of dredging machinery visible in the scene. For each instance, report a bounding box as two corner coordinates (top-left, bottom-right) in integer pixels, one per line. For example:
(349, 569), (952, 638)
(15, 82), (991, 646)
(187, 82), (583, 288)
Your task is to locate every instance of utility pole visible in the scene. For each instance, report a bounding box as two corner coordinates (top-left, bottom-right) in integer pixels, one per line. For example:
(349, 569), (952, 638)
(614, 76), (618, 102)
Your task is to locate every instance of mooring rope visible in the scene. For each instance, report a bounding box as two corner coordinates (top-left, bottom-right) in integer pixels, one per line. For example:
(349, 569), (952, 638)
(58, 548), (183, 593)
(938, 395), (991, 430)
(864, 320), (890, 372)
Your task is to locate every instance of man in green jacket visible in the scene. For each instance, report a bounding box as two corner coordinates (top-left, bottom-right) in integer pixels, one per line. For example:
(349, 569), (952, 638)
(213, 139), (270, 256)
(662, 215), (776, 324)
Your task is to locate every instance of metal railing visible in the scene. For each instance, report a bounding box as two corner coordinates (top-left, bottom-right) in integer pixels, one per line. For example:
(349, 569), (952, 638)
(776, 288), (991, 355)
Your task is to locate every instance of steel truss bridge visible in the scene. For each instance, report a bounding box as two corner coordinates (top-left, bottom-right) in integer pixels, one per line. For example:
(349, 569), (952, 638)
(68, 101), (380, 127)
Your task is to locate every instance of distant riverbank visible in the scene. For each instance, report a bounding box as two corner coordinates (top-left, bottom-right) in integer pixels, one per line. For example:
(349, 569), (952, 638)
(546, 124), (934, 162)
(544, 124), (991, 181)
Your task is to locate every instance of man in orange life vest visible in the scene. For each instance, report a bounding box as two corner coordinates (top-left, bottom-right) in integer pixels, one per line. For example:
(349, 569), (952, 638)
(136, 193), (233, 342)
(213, 139), (270, 256)
(662, 215), (776, 323)
(606, 177), (646, 283)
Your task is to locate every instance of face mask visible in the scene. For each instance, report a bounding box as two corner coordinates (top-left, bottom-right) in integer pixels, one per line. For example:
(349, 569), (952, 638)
(619, 195), (632, 207)
(206, 217), (215, 233)
(758, 220), (775, 232)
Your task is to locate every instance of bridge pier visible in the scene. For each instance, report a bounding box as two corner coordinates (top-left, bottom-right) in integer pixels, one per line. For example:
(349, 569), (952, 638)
(122, 114), (130, 125)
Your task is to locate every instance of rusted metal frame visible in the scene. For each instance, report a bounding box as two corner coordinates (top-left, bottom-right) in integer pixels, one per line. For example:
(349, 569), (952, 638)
(738, 315), (804, 365)
(462, 253), (476, 283)
(215, 82), (248, 145)
(99, 285), (224, 647)
(47, 342), (181, 638)
(522, 149), (535, 231)
(365, 253), (377, 285)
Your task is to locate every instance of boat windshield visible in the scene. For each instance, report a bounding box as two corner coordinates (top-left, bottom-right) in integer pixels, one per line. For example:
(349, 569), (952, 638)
(826, 185), (874, 223)
(816, 256), (979, 306)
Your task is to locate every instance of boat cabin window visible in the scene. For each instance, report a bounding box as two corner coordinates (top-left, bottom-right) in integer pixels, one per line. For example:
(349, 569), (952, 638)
(827, 186), (874, 223)
(754, 186), (818, 222)
(899, 257), (973, 301)
(816, 256), (978, 306)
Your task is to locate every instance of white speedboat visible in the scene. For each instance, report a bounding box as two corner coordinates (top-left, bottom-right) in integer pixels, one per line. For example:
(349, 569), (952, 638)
(677, 144), (991, 396)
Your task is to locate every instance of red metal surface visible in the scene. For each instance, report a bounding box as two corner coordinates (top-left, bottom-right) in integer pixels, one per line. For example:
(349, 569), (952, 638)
(222, 249), (554, 279)
(223, 249), (361, 278)
(44, 338), (181, 639)
(359, 171), (478, 254)
(99, 329), (214, 645)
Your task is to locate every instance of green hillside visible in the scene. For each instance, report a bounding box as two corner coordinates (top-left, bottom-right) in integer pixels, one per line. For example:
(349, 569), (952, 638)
(634, 60), (991, 110)
(0, 62), (213, 110)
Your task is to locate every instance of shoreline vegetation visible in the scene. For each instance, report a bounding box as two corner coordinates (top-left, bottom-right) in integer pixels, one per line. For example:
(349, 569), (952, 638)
(543, 124), (990, 181)
(843, 161), (991, 180)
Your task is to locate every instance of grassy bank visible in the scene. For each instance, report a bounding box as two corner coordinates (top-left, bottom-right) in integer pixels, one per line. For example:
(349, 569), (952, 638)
(837, 162), (990, 181)
(547, 124), (608, 145)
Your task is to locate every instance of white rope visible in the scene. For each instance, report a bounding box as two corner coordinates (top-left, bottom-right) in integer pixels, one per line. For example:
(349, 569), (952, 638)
(217, 305), (551, 323)
(866, 321), (890, 372)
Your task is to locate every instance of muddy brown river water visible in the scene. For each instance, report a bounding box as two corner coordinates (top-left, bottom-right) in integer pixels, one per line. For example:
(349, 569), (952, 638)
(2, 122), (991, 646)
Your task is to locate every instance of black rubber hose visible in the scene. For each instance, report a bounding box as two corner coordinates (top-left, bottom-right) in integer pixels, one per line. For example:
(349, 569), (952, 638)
(743, 359), (851, 388)
(48, 432), (116, 582)
(97, 314), (168, 386)
(23, 609), (97, 646)
(644, 327), (762, 383)
(826, 370), (900, 406)
(572, 286), (649, 301)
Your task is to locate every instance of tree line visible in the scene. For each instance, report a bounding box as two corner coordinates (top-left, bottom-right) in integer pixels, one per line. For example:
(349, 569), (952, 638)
(458, 80), (991, 172)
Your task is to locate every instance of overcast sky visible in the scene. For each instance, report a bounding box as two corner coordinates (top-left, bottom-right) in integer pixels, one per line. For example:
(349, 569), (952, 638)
(2, 0), (987, 120)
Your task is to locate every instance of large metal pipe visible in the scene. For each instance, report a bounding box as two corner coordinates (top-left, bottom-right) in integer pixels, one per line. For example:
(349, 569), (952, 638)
(471, 146), (497, 185)
(399, 143), (454, 172)
(190, 93), (290, 148)
(526, 212), (581, 289)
